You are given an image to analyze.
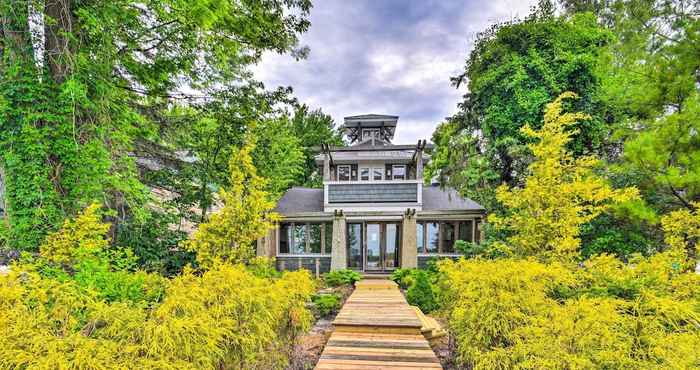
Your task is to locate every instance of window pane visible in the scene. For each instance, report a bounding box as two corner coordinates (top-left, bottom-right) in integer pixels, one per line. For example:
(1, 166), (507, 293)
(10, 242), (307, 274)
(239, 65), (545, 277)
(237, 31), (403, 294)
(393, 165), (406, 180)
(324, 222), (333, 254)
(385, 224), (399, 269)
(442, 222), (455, 253)
(347, 223), (362, 269)
(292, 224), (306, 254)
(458, 220), (474, 243)
(309, 223), (322, 253)
(360, 168), (370, 181)
(373, 168), (383, 180)
(426, 222), (439, 253)
(338, 166), (350, 181)
(416, 222), (424, 253)
(279, 224), (291, 254)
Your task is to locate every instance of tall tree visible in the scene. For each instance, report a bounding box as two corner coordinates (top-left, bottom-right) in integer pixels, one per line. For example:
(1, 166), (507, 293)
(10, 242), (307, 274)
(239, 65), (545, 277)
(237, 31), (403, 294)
(426, 5), (614, 209)
(0, 0), (311, 250)
(289, 105), (344, 187)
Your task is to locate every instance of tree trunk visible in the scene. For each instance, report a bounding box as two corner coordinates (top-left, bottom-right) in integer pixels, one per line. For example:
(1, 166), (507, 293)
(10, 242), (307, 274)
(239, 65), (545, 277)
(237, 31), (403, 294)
(44, 0), (74, 83)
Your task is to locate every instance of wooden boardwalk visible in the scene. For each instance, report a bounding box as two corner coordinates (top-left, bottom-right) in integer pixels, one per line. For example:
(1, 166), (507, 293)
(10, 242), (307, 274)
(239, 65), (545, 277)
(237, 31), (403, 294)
(315, 280), (442, 370)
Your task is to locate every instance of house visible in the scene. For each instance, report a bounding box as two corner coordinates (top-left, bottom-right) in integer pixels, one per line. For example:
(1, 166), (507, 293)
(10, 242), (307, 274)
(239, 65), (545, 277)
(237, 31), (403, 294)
(257, 114), (485, 274)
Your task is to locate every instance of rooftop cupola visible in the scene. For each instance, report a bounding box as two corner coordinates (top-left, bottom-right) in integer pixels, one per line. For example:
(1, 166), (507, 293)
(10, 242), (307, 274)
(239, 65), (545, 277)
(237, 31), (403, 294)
(342, 114), (398, 145)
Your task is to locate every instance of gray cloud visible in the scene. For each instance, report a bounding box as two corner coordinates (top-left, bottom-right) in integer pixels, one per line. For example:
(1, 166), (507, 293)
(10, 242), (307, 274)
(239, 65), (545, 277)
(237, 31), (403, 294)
(252, 0), (537, 144)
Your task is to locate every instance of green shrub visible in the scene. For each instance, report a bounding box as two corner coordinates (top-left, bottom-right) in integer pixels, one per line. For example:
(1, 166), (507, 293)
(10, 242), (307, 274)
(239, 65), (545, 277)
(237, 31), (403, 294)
(312, 293), (341, 317)
(247, 256), (282, 279)
(324, 269), (361, 287)
(390, 268), (413, 289)
(406, 270), (437, 313)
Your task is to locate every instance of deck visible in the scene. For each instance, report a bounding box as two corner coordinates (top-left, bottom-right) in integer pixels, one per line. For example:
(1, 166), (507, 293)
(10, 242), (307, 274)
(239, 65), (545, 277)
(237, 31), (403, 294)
(315, 279), (443, 369)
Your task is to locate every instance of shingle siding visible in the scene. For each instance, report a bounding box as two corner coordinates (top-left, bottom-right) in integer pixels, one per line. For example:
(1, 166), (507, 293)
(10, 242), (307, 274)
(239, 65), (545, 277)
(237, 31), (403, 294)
(328, 183), (418, 203)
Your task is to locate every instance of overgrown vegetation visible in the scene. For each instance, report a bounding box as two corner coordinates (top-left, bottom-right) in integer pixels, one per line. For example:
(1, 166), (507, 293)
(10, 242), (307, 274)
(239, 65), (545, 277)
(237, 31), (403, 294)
(0, 205), (315, 369)
(312, 293), (342, 317)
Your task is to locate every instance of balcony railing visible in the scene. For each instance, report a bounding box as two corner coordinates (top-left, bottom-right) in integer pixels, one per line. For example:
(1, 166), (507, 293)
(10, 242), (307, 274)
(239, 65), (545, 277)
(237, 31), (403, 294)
(325, 180), (420, 204)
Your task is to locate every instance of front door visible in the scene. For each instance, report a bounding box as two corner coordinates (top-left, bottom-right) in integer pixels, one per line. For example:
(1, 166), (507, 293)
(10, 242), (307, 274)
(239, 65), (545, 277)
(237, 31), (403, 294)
(364, 222), (400, 272)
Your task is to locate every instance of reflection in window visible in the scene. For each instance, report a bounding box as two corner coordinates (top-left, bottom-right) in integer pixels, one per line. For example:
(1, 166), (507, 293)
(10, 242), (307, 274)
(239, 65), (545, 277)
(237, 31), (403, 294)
(373, 168), (383, 180)
(347, 223), (362, 269)
(458, 220), (474, 243)
(442, 222), (455, 253)
(293, 224), (306, 253)
(309, 223), (322, 253)
(426, 222), (439, 253)
(392, 165), (406, 180)
(360, 167), (370, 181)
(416, 222), (424, 253)
(337, 165), (350, 181)
(325, 223), (333, 253)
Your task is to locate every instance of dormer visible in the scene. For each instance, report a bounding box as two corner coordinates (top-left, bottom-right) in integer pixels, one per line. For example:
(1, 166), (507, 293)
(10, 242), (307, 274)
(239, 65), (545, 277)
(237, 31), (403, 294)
(342, 114), (398, 145)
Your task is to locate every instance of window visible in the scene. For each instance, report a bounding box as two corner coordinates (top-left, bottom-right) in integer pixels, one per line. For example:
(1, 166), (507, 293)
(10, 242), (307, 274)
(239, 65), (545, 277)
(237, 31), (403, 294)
(416, 222), (424, 253)
(347, 223), (362, 269)
(309, 223), (322, 253)
(426, 222), (439, 253)
(418, 220), (477, 254)
(442, 222), (455, 253)
(373, 168), (383, 180)
(279, 224), (291, 254)
(362, 129), (379, 140)
(458, 220), (473, 243)
(392, 165), (406, 180)
(278, 222), (332, 255)
(292, 224), (306, 253)
(337, 165), (351, 181)
(360, 167), (370, 181)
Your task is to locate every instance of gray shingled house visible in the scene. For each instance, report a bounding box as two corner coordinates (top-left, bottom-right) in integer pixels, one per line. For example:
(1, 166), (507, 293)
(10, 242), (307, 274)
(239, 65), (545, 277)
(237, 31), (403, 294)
(256, 114), (485, 274)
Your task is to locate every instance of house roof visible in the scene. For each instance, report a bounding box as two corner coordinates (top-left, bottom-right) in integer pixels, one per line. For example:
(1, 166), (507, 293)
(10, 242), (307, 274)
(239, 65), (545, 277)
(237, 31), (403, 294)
(274, 185), (484, 214)
(344, 114), (399, 122)
(274, 187), (325, 214)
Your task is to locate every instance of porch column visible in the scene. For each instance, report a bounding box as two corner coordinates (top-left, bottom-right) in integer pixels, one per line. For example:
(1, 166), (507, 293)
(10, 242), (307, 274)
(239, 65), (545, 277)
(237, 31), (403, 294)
(330, 214), (347, 271)
(256, 226), (277, 258)
(401, 212), (418, 268)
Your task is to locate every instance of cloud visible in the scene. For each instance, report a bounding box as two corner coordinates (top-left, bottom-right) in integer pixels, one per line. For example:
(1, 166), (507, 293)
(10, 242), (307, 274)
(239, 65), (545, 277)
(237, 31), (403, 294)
(252, 0), (538, 144)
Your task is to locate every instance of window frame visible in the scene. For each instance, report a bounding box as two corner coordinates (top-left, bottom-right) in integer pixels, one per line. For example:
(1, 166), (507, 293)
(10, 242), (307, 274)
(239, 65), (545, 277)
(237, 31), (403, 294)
(392, 164), (406, 180)
(372, 167), (383, 180)
(417, 219), (480, 255)
(360, 167), (370, 181)
(337, 165), (351, 181)
(277, 222), (333, 256)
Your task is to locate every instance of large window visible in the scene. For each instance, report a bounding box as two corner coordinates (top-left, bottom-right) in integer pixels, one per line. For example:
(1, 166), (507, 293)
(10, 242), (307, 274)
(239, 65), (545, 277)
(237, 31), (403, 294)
(392, 165), (406, 180)
(278, 222), (332, 255)
(360, 167), (370, 181)
(347, 223), (362, 269)
(337, 165), (351, 181)
(417, 219), (480, 254)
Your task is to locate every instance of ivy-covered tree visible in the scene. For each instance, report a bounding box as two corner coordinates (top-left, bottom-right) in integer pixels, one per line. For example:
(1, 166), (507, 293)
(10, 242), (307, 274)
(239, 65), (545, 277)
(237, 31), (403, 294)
(426, 4), (615, 209)
(0, 0), (311, 250)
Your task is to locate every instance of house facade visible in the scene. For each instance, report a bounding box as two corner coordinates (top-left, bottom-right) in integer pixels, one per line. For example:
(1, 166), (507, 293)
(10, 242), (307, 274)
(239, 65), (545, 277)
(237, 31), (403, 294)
(257, 114), (485, 274)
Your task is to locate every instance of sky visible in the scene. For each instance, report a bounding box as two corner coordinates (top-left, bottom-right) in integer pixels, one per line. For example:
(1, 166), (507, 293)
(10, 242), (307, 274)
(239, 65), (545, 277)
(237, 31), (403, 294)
(252, 0), (538, 144)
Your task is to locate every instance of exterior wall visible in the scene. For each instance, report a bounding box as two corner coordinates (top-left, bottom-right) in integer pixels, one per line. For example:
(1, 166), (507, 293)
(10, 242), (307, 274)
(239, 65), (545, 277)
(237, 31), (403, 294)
(327, 182), (419, 203)
(276, 256), (331, 277)
(256, 226), (277, 258)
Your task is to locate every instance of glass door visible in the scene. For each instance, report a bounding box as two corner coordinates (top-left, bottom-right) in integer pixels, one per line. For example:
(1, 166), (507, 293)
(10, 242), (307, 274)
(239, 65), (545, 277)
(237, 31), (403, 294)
(363, 222), (400, 272)
(365, 223), (382, 270)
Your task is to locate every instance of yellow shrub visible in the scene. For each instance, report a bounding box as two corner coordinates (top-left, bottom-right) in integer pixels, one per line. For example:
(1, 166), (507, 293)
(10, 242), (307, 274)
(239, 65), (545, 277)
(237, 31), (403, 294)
(437, 256), (700, 369)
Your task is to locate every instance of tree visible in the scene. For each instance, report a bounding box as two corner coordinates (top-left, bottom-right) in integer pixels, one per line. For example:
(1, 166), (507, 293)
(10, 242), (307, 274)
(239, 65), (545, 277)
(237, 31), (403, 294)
(289, 105), (344, 187)
(0, 0), (311, 250)
(185, 139), (279, 269)
(426, 6), (615, 209)
(489, 93), (639, 262)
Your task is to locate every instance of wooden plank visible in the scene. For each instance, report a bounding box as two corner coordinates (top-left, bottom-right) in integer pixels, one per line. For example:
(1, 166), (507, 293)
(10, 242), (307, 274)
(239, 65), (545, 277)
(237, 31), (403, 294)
(315, 279), (442, 369)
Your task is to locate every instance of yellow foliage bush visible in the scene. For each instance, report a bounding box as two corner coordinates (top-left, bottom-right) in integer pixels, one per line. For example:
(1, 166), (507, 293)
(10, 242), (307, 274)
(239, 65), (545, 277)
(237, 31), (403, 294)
(489, 92), (639, 262)
(437, 255), (700, 369)
(186, 140), (280, 269)
(0, 205), (315, 369)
